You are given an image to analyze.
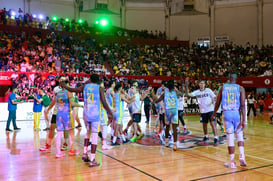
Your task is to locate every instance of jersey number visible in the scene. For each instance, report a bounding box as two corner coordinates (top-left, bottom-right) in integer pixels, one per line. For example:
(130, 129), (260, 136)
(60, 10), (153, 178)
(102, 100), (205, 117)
(167, 98), (175, 107)
(58, 98), (64, 106)
(227, 92), (235, 104)
(87, 93), (94, 104)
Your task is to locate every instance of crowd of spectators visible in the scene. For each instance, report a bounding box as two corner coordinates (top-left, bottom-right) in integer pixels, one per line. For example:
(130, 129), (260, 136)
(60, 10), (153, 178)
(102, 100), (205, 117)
(0, 8), (272, 104)
(0, 31), (110, 75)
(108, 42), (272, 78)
(0, 7), (166, 40)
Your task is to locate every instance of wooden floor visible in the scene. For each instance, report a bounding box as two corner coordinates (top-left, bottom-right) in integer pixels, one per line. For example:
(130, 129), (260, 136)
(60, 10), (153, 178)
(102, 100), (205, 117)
(0, 113), (273, 181)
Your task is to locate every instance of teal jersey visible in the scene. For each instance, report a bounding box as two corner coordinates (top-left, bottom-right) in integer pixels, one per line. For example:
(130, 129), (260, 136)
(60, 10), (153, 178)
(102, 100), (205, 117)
(56, 90), (70, 112)
(83, 83), (100, 122)
(222, 84), (240, 111)
(164, 89), (178, 110)
(100, 100), (108, 125)
(114, 93), (124, 119)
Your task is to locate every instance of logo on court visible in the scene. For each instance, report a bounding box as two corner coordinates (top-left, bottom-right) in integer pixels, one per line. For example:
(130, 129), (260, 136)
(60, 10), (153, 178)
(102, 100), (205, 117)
(136, 132), (227, 150)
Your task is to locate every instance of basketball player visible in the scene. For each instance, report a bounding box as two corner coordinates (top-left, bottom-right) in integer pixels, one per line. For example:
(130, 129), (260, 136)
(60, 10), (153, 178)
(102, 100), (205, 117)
(55, 78), (83, 158)
(153, 80), (183, 151)
(61, 74), (113, 167)
(177, 82), (188, 134)
(122, 81), (134, 136)
(185, 78), (219, 146)
(105, 80), (116, 139)
(72, 92), (82, 129)
(33, 89), (51, 131)
(112, 82), (132, 146)
(40, 76), (69, 152)
(130, 81), (151, 142)
(155, 81), (167, 142)
(212, 72), (247, 168)
(99, 80), (113, 150)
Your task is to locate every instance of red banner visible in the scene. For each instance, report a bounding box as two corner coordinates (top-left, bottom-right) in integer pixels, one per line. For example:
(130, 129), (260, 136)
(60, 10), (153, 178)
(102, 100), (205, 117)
(0, 72), (272, 88)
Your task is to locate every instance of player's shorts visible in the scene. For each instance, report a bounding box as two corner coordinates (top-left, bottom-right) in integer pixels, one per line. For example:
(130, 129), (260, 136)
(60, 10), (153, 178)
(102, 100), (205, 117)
(84, 121), (100, 133)
(132, 113), (141, 123)
(56, 112), (71, 131)
(159, 113), (166, 126)
(216, 112), (222, 118)
(178, 110), (183, 119)
(51, 114), (57, 124)
(83, 113), (100, 132)
(114, 115), (123, 125)
(100, 112), (108, 126)
(223, 110), (241, 134)
(165, 109), (178, 124)
(200, 111), (214, 123)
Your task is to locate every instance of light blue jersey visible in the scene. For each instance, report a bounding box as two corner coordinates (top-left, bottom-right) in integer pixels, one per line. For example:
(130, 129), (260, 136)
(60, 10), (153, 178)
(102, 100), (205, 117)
(56, 89), (71, 131)
(222, 83), (241, 134)
(222, 84), (240, 111)
(83, 83), (100, 122)
(100, 95), (108, 126)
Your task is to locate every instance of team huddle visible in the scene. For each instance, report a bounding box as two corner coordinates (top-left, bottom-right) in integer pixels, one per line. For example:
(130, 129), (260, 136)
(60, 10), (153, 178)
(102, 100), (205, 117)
(39, 72), (247, 169)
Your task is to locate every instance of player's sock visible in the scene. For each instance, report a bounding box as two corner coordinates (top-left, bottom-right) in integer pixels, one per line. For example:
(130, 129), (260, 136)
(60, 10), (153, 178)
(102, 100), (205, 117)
(113, 136), (117, 144)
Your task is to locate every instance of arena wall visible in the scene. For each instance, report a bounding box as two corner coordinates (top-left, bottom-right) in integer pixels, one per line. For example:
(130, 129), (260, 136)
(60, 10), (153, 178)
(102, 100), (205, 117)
(263, 0), (273, 45)
(125, 7), (165, 32)
(214, 1), (258, 45)
(1, 0), (273, 45)
(170, 14), (210, 43)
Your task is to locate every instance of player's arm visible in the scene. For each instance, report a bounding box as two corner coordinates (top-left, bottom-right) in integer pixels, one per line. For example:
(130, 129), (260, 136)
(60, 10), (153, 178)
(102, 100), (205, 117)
(60, 81), (84, 93)
(121, 89), (130, 98)
(184, 78), (193, 97)
(140, 87), (152, 101)
(100, 87), (113, 117)
(175, 89), (184, 98)
(67, 92), (83, 108)
(211, 86), (223, 119)
(209, 89), (216, 105)
(153, 93), (164, 104)
(11, 99), (23, 104)
(121, 93), (133, 104)
(239, 86), (246, 129)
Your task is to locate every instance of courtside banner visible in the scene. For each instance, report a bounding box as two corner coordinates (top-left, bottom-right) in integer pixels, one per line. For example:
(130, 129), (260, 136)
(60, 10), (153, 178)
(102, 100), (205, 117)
(0, 72), (272, 87)
(0, 102), (136, 122)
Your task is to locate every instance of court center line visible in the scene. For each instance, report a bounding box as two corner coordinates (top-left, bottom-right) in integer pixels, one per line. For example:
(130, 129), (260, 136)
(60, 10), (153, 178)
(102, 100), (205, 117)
(77, 141), (162, 181)
(191, 163), (273, 181)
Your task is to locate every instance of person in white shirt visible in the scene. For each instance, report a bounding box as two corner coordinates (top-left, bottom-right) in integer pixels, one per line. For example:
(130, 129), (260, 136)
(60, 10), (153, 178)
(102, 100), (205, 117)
(185, 78), (219, 146)
(177, 83), (188, 134)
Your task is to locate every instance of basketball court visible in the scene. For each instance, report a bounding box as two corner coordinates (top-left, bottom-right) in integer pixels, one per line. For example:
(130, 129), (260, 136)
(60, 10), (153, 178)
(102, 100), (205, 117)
(1, 112), (273, 180)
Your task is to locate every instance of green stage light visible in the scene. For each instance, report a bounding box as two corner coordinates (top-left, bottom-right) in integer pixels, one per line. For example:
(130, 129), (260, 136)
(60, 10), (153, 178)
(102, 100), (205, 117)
(78, 19), (83, 24)
(65, 18), (69, 22)
(52, 16), (58, 21)
(95, 20), (99, 24)
(100, 19), (108, 26)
